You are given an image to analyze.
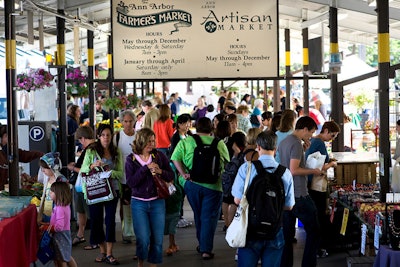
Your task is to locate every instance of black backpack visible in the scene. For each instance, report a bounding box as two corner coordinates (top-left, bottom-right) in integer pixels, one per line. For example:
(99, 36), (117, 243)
(190, 134), (221, 184)
(246, 160), (286, 240)
(250, 114), (260, 127)
(222, 148), (256, 198)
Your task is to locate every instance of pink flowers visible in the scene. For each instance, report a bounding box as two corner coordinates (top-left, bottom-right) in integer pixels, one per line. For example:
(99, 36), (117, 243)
(16, 68), (54, 92)
(66, 69), (88, 97)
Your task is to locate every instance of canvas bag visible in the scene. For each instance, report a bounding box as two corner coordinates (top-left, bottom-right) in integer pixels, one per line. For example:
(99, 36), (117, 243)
(82, 165), (114, 205)
(225, 162), (252, 248)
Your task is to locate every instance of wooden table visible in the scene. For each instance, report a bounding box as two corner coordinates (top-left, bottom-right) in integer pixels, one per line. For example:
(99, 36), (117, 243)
(331, 152), (379, 184)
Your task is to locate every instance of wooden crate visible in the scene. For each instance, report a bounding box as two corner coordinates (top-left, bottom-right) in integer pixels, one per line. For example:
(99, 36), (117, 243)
(335, 163), (377, 184)
(335, 164), (344, 184)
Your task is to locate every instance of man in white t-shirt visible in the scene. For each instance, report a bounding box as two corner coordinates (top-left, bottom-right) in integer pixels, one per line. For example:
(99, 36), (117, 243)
(114, 110), (137, 244)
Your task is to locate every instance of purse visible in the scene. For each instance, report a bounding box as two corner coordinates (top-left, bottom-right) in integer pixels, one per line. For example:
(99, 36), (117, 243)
(151, 152), (176, 199)
(82, 165), (115, 205)
(37, 228), (54, 264)
(153, 174), (174, 199)
(225, 161), (252, 248)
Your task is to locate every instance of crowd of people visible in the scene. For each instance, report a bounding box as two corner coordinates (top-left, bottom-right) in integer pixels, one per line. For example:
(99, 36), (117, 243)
(4, 89), (345, 267)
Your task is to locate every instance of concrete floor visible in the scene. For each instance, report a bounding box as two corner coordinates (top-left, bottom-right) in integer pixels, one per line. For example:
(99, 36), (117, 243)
(33, 201), (374, 267)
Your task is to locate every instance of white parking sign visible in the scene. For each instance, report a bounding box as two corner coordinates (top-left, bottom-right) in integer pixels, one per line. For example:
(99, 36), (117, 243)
(29, 126), (45, 141)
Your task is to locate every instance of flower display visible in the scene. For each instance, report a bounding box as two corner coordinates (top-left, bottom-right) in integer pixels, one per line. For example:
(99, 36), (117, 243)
(97, 119), (123, 132)
(66, 69), (88, 97)
(16, 68), (54, 92)
(103, 94), (139, 110)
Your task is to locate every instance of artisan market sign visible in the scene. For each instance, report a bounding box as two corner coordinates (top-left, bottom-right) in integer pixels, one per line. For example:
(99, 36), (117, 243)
(112, 0), (278, 80)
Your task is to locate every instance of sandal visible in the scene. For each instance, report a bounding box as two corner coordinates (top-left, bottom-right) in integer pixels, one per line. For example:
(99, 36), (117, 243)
(172, 244), (179, 252)
(105, 255), (120, 265)
(165, 248), (174, 256)
(95, 253), (106, 263)
(84, 244), (100, 250)
(72, 235), (86, 246)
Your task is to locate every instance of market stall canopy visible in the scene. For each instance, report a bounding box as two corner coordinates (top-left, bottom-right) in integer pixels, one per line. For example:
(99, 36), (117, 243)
(1, 0), (400, 67)
(310, 54), (379, 92)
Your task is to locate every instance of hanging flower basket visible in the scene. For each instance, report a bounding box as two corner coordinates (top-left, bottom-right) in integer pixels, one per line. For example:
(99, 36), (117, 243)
(103, 94), (139, 110)
(66, 69), (89, 97)
(16, 68), (54, 92)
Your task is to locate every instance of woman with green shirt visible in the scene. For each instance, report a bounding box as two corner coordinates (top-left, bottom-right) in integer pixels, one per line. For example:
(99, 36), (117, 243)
(80, 123), (123, 265)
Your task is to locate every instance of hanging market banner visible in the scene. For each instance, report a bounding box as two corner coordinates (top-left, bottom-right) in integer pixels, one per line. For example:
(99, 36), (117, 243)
(112, 0), (278, 80)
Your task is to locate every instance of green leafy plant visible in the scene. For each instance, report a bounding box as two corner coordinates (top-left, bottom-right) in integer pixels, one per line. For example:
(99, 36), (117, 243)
(103, 94), (139, 110)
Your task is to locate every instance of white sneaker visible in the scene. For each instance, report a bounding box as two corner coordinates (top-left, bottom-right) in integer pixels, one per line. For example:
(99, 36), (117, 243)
(176, 218), (192, 228)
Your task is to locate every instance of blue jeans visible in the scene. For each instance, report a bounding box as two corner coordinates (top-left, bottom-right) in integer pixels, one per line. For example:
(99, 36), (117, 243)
(88, 194), (119, 245)
(282, 196), (319, 267)
(131, 198), (165, 264)
(184, 181), (222, 253)
(238, 228), (285, 267)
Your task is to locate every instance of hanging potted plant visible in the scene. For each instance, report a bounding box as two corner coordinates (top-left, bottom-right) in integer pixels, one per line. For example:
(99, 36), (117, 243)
(66, 69), (89, 97)
(103, 94), (139, 110)
(16, 68), (54, 92)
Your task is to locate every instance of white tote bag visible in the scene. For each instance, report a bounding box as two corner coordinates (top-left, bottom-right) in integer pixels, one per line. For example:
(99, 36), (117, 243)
(225, 162), (252, 248)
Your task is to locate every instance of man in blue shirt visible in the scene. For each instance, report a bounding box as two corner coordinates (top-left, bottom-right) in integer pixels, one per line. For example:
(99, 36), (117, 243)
(232, 131), (295, 267)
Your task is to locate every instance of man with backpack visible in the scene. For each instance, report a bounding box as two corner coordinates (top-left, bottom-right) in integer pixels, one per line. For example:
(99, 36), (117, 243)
(277, 116), (323, 267)
(171, 117), (230, 260)
(231, 131), (295, 267)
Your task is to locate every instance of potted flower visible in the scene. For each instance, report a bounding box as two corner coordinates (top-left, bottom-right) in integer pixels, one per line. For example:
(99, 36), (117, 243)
(103, 94), (139, 110)
(16, 68), (54, 92)
(66, 69), (88, 97)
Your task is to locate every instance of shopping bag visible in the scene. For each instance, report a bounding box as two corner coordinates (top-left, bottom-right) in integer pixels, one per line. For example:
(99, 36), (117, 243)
(37, 228), (54, 264)
(122, 205), (135, 238)
(82, 166), (115, 205)
(311, 174), (328, 192)
(225, 197), (249, 248)
(74, 172), (83, 193)
(306, 151), (326, 170)
(392, 158), (400, 193)
(225, 162), (251, 248)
